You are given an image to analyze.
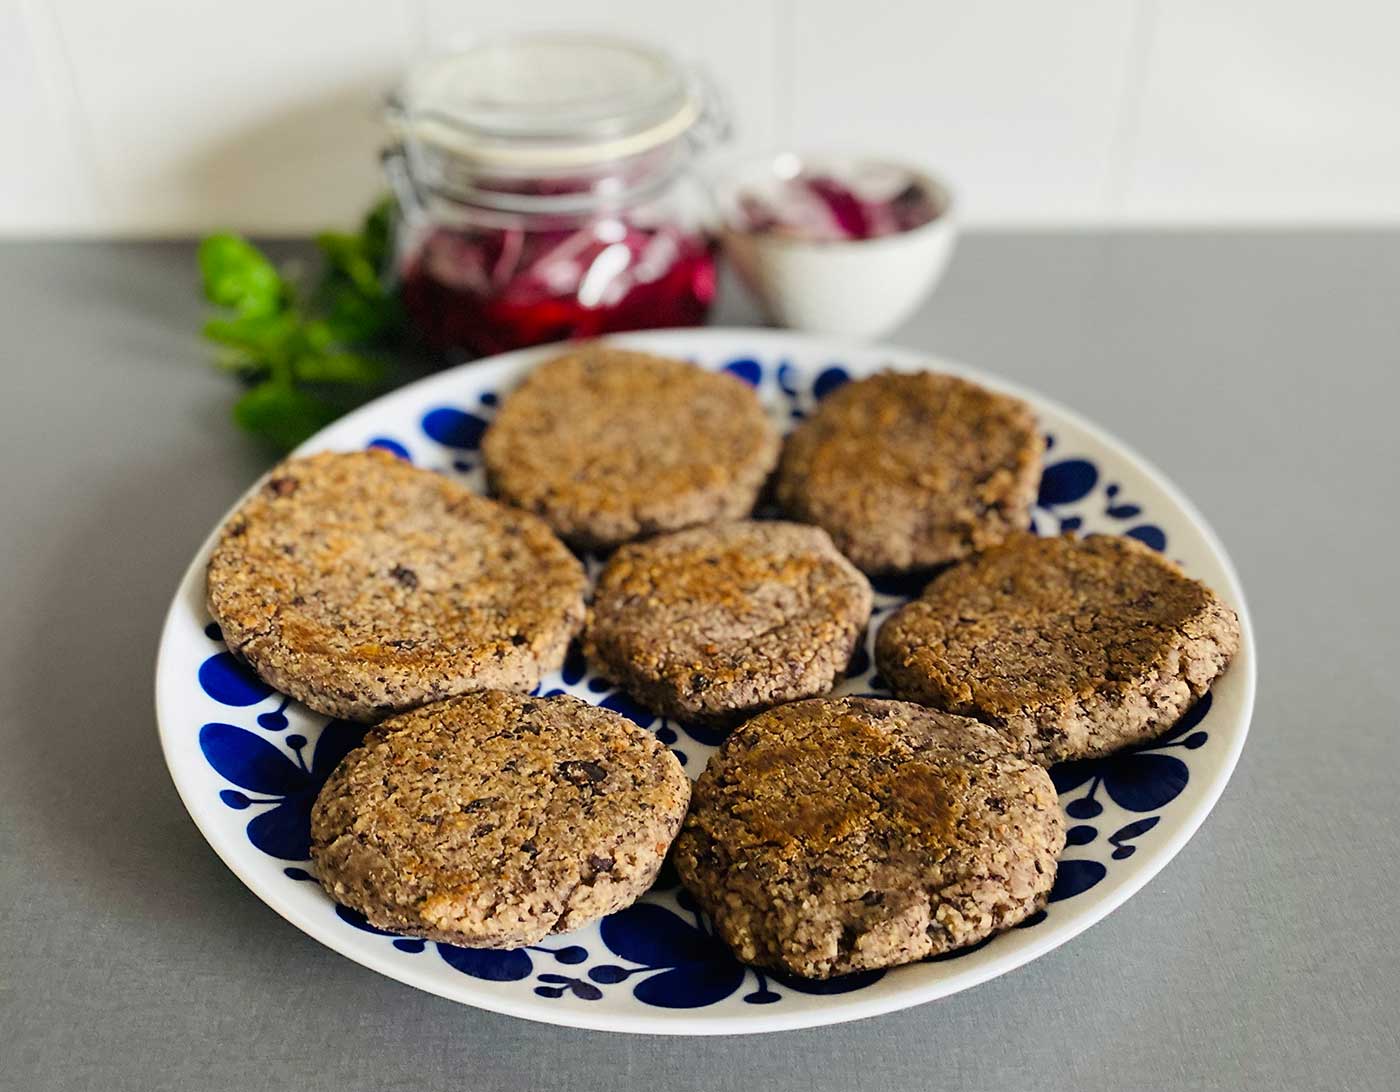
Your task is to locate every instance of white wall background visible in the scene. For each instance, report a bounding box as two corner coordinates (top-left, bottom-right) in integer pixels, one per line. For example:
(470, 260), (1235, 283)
(5, 0), (1400, 235)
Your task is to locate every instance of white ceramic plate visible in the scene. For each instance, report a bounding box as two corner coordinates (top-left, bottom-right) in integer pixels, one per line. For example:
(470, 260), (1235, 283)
(156, 328), (1256, 1035)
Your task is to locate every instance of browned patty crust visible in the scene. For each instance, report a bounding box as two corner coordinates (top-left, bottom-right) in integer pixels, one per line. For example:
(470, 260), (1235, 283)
(673, 697), (1063, 978)
(206, 449), (586, 721)
(774, 370), (1042, 574)
(876, 533), (1241, 764)
(584, 521), (873, 727)
(311, 691), (690, 947)
(481, 347), (781, 549)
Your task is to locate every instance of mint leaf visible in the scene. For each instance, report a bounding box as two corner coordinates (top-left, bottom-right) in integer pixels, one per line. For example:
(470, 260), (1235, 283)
(292, 351), (387, 386)
(198, 234), (284, 316)
(300, 319), (336, 353)
(232, 382), (342, 450)
(213, 348), (267, 381)
(316, 201), (401, 345)
(322, 288), (398, 345)
(315, 231), (382, 297)
(200, 198), (403, 451)
(361, 197), (394, 267)
(203, 311), (297, 353)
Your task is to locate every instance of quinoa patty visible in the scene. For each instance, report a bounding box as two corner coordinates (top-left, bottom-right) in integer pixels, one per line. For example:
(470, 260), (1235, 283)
(584, 521), (872, 727)
(876, 533), (1241, 763)
(673, 697), (1063, 978)
(482, 347), (780, 549)
(774, 370), (1041, 574)
(311, 691), (690, 947)
(206, 449), (586, 721)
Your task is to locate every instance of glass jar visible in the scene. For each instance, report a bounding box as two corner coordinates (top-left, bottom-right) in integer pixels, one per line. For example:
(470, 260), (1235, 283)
(385, 35), (726, 357)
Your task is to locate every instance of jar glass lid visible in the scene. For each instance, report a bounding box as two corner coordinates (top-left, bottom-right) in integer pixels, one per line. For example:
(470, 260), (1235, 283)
(389, 35), (703, 170)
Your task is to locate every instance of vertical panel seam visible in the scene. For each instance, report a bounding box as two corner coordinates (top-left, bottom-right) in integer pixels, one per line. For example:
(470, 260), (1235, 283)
(409, 0), (431, 57)
(1102, 0), (1160, 217)
(773, 0), (795, 146)
(20, 0), (111, 227)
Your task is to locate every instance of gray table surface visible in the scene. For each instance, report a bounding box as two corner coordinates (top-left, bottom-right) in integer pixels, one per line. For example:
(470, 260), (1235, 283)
(2, 233), (1396, 1092)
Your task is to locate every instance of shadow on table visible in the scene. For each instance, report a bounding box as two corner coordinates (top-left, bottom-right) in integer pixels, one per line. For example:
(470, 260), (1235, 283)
(8, 443), (278, 945)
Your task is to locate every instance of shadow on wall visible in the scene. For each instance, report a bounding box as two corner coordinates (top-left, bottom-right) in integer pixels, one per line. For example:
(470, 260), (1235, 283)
(174, 76), (393, 234)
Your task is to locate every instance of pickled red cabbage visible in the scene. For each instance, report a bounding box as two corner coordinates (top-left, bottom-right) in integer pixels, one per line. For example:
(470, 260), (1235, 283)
(736, 167), (940, 242)
(401, 221), (716, 356)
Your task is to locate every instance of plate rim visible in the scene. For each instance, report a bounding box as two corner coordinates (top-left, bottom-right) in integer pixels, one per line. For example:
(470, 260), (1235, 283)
(155, 327), (1257, 1035)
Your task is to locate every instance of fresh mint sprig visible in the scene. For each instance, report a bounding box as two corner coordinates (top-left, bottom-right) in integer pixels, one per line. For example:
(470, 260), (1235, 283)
(197, 198), (402, 451)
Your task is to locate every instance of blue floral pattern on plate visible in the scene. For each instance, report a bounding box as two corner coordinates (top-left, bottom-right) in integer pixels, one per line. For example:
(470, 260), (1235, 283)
(170, 339), (1248, 1027)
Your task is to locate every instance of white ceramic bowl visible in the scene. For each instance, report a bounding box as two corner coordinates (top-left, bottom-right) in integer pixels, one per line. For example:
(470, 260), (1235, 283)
(715, 154), (956, 337)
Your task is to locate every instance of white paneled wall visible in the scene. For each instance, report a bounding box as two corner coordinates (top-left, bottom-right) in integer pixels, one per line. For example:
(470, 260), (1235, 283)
(4, 0), (1399, 234)
(4, 0), (103, 231)
(1120, 1), (1400, 219)
(785, 3), (1139, 222)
